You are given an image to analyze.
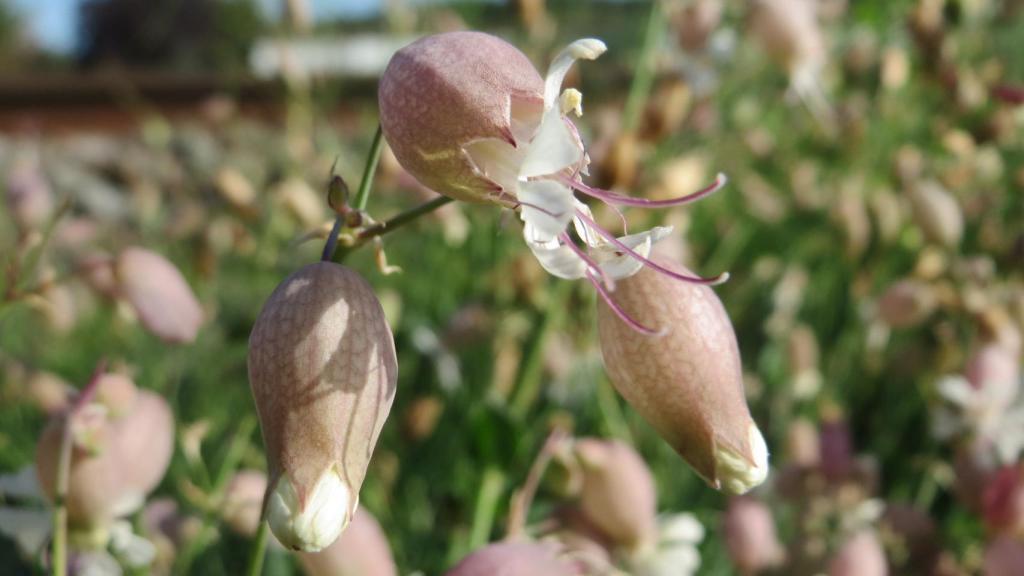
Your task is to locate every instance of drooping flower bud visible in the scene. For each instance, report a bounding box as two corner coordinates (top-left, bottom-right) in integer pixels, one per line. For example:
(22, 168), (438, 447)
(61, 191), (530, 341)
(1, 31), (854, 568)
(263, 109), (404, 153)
(446, 541), (575, 576)
(906, 180), (963, 248)
(248, 262), (397, 552)
(572, 438), (658, 551)
(116, 247), (204, 344)
(723, 497), (784, 574)
(35, 382), (174, 533)
(828, 530), (888, 576)
(597, 261), (768, 494)
(298, 508), (398, 576)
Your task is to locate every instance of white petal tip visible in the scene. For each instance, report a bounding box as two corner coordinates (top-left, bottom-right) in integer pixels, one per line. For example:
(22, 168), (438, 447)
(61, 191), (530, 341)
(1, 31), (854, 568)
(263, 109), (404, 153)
(714, 423), (770, 495)
(267, 470), (353, 552)
(568, 38), (608, 60)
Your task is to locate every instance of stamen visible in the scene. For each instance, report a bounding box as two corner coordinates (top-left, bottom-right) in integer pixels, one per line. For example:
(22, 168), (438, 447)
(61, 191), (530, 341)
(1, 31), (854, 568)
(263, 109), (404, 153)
(560, 232), (614, 291)
(587, 271), (661, 336)
(574, 209), (730, 286)
(562, 173), (728, 208)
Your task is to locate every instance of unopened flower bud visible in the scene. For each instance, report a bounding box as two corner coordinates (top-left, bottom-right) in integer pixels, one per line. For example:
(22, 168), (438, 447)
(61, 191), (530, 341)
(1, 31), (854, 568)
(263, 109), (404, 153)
(446, 541), (575, 576)
(876, 279), (937, 328)
(906, 180), (963, 248)
(116, 247), (203, 344)
(982, 466), (1024, 537)
(5, 152), (53, 232)
(573, 438), (658, 550)
(298, 508), (398, 576)
(597, 261), (768, 493)
(248, 262), (397, 552)
(828, 530), (888, 576)
(723, 497), (784, 574)
(35, 386), (173, 531)
(984, 536), (1024, 576)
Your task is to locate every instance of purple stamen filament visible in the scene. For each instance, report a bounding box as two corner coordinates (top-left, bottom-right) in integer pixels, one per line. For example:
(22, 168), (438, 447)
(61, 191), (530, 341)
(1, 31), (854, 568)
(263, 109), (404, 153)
(560, 232), (614, 291)
(560, 172), (727, 208)
(586, 271), (661, 336)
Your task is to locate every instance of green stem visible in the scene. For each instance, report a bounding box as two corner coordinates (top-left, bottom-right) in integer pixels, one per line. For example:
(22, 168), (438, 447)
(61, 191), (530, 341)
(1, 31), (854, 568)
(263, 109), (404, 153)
(246, 519), (271, 576)
(468, 467), (505, 551)
(622, 0), (665, 133)
(353, 125), (385, 212)
(356, 196), (453, 243)
(323, 125), (386, 261)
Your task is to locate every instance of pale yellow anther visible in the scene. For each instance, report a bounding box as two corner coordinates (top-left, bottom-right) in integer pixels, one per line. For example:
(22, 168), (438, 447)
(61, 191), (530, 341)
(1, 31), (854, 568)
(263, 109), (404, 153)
(560, 89), (584, 117)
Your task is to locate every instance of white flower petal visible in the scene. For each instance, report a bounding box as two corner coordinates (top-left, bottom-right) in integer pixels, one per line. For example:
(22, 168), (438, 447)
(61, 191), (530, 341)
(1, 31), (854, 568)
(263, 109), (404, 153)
(937, 375), (974, 407)
(593, 226), (673, 280)
(519, 108), (583, 179)
(463, 137), (524, 192)
(523, 228), (588, 280)
(544, 38), (607, 109)
(517, 179), (576, 241)
(659, 513), (706, 545)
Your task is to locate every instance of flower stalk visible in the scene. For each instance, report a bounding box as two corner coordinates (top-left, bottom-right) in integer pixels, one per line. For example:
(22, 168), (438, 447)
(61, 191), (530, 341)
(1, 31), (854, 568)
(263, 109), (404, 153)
(246, 517), (271, 576)
(322, 125), (386, 261)
(51, 359), (107, 576)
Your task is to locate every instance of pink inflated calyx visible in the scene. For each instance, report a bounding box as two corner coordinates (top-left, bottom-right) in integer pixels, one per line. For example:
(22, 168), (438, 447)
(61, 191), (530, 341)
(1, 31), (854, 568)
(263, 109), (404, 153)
(380, 32), (731, 325)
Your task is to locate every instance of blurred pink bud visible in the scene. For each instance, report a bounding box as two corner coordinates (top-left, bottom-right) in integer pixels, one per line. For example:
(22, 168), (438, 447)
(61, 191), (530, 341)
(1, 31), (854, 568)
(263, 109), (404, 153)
(749, 0), (826, 88)
(965, 343), (1021, 392)
(572, 438), (658, 550)
(876, 279), (937, 328)
(93, 372), (138, 418)
(785, 418), (821, 468)
(984, 536), (1024, 576)
(76, 252), (118, 299)
(116, 247), (203, 344)
(36, 386), (174, 530)
(982, 466), (1024, 536)
(5, 153), (54, 232)
(673, 0), (723, 52)
(298, 508), (398, 576)
(828, 530), (888, 576)
(379, 31), (544, 205)
(221, 469), (269, 537)
(248, 262), (397, 551)
(906, 180), (964, 248)
(597, 261), (769, 494)
(446, 541), (575, 576)
(819, 416), (854, 483)
(26, 372), (74, 416)
(723, 497), (784, 574)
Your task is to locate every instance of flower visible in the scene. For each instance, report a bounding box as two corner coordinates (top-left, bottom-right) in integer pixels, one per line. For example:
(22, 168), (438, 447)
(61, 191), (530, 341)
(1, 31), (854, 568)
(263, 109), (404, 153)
(248, 262), (398, 552)
(380, 32), (728, 331)
(35, 374), (174, 535)
(572, 438), (658, 551)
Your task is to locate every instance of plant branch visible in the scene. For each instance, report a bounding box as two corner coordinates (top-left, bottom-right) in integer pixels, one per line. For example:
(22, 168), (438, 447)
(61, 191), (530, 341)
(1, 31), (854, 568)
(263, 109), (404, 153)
(322, 125), (386, 261)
